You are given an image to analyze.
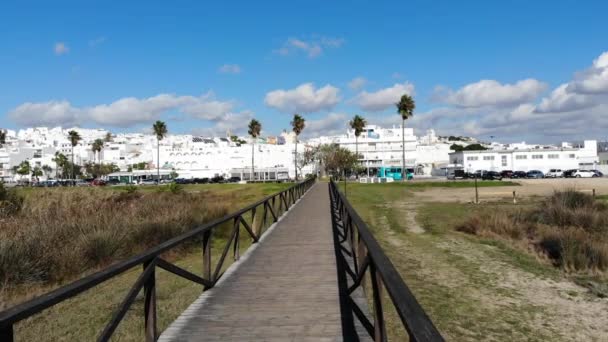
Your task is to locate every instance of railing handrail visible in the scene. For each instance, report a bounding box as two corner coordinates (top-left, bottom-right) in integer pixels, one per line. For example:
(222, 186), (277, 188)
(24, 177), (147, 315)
(329, 179), (444, 342)
(0, 178), (315, 330)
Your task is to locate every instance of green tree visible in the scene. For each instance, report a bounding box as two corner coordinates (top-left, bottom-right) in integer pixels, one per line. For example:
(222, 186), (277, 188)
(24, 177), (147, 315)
(53, 152), (68, 179)
(248, 119), (262, 181)
(291, 114), (306, 181)
(170, 170), (179, 180)
(32, 166), (43, 181)
(463, 143), (488, 151)
(396, 94), (415, 181)
(104, 132), (113, 143)
(42, 165), (53, 179)
(153, 121), (168, 184)
(16, 160), (31, 182)
(349, 115), (367, 179)
(68, 130), (82, 183)
(91, 138), (104, 165)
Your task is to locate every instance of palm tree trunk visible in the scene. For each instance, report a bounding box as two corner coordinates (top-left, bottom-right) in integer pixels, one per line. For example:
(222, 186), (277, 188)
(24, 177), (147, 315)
(402, 119), (405, 182)
(294, 140), (298, 181)
(71, 147), (75, 186)
(355, 136), (359, 179)
(251, 142), (255, 181)
(157, 138), (160, 185)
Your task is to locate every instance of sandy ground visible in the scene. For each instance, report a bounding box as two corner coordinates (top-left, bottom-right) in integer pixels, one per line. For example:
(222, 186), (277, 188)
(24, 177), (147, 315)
(415, 178), (608, 203)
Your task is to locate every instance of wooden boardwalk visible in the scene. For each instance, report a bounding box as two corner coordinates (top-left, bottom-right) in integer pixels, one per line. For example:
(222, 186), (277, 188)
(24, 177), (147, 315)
(160, 182), (360, 341)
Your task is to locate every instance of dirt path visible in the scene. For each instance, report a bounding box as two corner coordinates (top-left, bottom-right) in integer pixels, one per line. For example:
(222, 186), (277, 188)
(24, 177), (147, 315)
(415, 178), (608, 203)
(376, 190), (608, 341)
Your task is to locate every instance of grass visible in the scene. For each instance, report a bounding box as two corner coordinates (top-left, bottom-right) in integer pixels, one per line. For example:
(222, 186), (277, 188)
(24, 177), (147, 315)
(1, 182), (291, 341)
(341, 182), (600, 341)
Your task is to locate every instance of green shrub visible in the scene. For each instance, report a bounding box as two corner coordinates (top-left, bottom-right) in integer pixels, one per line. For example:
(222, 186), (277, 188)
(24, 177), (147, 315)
(0, 182), (23, 217)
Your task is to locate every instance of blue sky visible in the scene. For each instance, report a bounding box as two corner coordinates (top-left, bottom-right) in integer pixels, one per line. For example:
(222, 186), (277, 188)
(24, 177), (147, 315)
(2, 1), (608, 142)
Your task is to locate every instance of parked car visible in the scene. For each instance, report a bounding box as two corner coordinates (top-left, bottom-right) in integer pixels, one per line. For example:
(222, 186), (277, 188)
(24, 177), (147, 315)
(227, 176), (241, 183)
(482, 171), (503, 180)
(512, 171), (527, 178)
(192, 178), (209, 184)
(75, 180), (91, 187)
(91, 178), (107, 186)
(174, 178), (193, 184)
(526, 170), (544, 179)
(573, 170), (596, 178)
(447, 169), (466, 180)
(563, 169), (578, 178)
(210, 176), (226, 184)
(106, 179), (121, 186)
(473, 170), (485, 179)
(545, 169), (564, 178)
(139, 179), (157, 185)
(500, 170), (514, 178)
(592, 170), (604, 177)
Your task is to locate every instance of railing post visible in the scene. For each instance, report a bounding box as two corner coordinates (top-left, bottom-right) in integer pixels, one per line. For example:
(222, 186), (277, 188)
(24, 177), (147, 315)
(0, 325), (14, 342)
(370, 262), (387, 342)
(233, 217), (240, 261)
(202, 230), (212, 283)
(143, 260), (157, 342)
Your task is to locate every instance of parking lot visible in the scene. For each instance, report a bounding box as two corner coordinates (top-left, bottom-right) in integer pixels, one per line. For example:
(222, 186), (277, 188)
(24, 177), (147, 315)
(414, 177), (608, 203)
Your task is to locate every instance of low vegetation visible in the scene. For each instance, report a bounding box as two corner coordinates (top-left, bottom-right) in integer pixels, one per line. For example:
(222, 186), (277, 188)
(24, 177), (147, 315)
(0, 183), (288, 309)
(342, 182), (607, 341)
(457, 189), (608, 272)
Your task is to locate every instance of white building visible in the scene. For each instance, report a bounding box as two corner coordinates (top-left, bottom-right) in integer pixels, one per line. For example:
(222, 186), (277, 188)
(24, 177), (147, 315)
(450, 140), (599, 174)
(309, 125), (453, 176)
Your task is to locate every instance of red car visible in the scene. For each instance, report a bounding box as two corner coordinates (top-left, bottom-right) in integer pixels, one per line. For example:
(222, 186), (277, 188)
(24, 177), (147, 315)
(91, 179), (107, 186)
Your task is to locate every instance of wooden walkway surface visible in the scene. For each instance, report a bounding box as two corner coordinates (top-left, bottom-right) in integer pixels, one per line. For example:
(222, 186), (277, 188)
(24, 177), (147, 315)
(160, 182), (353, 341)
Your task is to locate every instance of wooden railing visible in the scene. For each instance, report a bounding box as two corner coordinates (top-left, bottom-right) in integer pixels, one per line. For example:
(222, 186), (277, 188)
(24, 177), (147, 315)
(0, 177), (316, 342)
(329, 179), (444, 342)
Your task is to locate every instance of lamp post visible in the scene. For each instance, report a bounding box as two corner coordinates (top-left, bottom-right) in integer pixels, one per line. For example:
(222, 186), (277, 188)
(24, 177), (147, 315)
(470, 163), (478, 204)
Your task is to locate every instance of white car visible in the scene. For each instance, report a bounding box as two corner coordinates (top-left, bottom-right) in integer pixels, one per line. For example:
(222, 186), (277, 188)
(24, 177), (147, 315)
(545, 169), (564, 178)
(573, 170), (596, 178)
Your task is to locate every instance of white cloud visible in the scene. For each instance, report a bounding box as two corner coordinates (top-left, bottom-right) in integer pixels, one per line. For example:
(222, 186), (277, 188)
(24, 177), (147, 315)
(54, 42), (69, 55)
(264, 83), (341, 113)
(353, 82), (415, 112)
(565, 51), (608, 95)
(8, 92), (242, 128)
(432, 79), (547, 108)
(302, 113), (347, 138)
(535, 51), (608, 113)
(89, 36), (107, 47)
(535, 84), (594, 113)
(218, 64), (242, 74)
(274, 36), (344, 58)
(348, 77), (367, 91)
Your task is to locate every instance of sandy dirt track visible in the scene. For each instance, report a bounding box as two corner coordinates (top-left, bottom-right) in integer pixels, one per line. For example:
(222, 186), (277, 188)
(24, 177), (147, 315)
(415, 178), (608, 203)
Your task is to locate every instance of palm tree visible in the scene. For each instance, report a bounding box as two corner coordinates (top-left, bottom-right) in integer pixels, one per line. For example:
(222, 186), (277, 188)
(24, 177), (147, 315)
(349, 115), (367, 179)
(152, 121), (168, 184)
(16, 160), (31, 183)
(248, 119), (262, 181)
(68, 130), (81, 184)
(0, 129), (6, 148)
(104, 132), (113, 143)
(291, 114), (306, 181)
(396, 94), (415, 181)
(92, 139), (104, 164)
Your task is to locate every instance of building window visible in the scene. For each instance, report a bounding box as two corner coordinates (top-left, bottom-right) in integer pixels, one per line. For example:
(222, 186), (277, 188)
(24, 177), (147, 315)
(501, 155), (507, 167)
(467, 156), (478, 161)
(569, 154), (576, 159)
(515, 155), (527, 160)
(532, 154), (543, 159)
(548, 154), (559, 159)
(483, 156), (495, 161)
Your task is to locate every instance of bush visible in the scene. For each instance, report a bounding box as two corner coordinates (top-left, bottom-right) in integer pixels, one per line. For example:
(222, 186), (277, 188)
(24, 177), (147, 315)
(0, 182), (23, 217)
(456, 190), (608, 272)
